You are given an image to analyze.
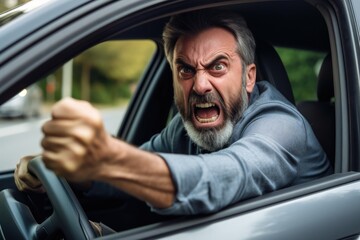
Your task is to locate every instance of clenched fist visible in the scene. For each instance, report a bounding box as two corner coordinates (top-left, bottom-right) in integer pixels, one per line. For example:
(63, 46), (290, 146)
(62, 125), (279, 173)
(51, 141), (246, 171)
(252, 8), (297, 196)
(41, 97), (112, 182)
(16, 97), (174, 208)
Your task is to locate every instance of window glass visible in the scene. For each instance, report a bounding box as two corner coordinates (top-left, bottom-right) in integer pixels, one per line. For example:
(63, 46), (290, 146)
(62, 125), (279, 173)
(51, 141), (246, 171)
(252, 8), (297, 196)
(276, 47), (326, 103)
(0, 40), (156, 171)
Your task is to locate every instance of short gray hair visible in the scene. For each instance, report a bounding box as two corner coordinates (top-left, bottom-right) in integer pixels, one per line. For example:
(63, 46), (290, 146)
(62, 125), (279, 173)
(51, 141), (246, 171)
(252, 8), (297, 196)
(162, 9), (256, 67)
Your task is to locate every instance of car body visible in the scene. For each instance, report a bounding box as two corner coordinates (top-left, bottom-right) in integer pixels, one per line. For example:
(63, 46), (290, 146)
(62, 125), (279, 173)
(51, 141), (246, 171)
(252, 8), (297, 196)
(0, 0), (360, 239)
(0, 84), (42, 118)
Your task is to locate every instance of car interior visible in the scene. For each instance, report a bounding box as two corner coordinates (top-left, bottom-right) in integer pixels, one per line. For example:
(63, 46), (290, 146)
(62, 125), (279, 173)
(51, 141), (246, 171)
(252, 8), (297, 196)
(0, 0), (348, 238)
(88, 0), (339, 234)
(118, 1), (336, 167)
(297, 53), (335, 164)
(117, 1), (331, 138)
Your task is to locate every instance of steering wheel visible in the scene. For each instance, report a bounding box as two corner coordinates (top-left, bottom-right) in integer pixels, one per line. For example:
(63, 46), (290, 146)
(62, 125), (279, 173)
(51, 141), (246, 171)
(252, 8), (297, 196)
(0, 156), (96, 239)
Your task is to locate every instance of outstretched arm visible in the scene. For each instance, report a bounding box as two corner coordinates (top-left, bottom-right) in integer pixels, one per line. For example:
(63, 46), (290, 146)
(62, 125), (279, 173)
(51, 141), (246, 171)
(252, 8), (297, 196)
(40, 97), (175, 208)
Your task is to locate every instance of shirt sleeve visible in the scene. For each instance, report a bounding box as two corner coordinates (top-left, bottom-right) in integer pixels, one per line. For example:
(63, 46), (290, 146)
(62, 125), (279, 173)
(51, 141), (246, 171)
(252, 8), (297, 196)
(151, 104), (330, 215)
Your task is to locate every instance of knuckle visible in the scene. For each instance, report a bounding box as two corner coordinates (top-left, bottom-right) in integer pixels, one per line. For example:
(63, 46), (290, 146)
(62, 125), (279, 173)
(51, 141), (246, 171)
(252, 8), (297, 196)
(18, 172), (25, 179)
(41, 151), (53, 163)
(40, 138), (47, 148)
(41, 121), (48, 133)
(72, 124), (95, 145)
(71, 143), (87, 158)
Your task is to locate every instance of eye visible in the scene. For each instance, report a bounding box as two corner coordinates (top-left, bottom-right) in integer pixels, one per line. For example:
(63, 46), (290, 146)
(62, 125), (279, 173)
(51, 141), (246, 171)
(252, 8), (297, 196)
(178, 66), (195, 79)
(209, 62), (227, 75)
(212, 63), (226, 71)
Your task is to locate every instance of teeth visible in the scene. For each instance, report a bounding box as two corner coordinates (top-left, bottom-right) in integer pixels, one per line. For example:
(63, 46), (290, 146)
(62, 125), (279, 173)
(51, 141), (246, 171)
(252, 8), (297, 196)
(195, 103), (215, 108)
(196, 115), (218, 123)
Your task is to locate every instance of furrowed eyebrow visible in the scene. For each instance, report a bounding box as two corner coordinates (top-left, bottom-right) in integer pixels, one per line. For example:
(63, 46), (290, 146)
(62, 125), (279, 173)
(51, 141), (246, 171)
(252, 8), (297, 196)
(174, 59), (194, 69)
(204, 55), (229, 69)
(174, 54), (229, 69)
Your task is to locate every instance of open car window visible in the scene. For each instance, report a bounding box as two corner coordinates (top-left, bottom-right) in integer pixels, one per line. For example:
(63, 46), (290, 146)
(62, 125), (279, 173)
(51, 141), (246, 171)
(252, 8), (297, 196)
(276, 48), (327, 103)
(0, 40), (156, 172)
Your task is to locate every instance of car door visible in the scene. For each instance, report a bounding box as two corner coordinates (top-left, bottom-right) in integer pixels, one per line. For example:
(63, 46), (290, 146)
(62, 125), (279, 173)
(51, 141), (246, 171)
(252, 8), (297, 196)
(1, 0), (360, 239)
(102, 0), (360, 239)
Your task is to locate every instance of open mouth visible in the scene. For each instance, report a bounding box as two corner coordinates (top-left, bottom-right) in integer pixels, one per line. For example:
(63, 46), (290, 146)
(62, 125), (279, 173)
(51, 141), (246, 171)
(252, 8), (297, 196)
(194, 102), (220, 123)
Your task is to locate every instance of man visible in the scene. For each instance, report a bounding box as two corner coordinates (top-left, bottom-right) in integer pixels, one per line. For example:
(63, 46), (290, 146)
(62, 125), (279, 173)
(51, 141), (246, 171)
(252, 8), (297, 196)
(14, 10), (332, 217)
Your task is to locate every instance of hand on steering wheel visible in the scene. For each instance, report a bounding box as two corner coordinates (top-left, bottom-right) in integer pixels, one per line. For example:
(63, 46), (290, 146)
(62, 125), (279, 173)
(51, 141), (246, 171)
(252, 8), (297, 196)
(0, 156), (96, 239)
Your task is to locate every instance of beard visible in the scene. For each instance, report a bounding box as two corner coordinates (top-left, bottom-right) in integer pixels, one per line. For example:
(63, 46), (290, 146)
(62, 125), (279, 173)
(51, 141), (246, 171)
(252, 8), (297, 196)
(175, 76), (249, 152)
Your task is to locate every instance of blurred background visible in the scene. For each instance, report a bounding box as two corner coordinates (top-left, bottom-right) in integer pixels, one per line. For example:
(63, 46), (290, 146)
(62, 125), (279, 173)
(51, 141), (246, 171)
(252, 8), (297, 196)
(0, 0), (325, 171)
(0, 0), (324, 108)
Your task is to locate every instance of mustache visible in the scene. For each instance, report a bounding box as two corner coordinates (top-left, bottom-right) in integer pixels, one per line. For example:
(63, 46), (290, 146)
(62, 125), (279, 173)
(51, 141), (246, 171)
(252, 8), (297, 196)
(187, 90), (226, 117)
(189, 91), (219, 103)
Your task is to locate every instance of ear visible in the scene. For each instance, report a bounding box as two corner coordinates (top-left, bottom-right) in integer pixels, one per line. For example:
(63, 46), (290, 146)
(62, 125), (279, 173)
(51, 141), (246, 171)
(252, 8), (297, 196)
(245, 63), (256, 93)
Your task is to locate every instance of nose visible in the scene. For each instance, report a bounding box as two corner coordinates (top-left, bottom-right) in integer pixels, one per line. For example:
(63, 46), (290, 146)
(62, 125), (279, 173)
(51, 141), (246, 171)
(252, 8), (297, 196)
(192, 71), (212, 95)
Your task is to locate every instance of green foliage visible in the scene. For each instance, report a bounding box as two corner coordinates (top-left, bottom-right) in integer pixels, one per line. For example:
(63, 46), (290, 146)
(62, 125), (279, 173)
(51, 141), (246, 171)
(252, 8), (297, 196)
(90, 83), (114, 104)
(72, 40), (156, 103)
(72, 62), (132, 104)
(92, 41), (156, 83)
(75, 40), (156, 83)
(38, 43), (325, 106)
(276, 48), (325, 102)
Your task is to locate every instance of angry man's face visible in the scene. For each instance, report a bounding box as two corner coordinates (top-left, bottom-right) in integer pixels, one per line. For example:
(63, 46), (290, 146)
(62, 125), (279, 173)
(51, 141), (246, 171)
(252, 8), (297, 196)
(172, 27), (256, 151)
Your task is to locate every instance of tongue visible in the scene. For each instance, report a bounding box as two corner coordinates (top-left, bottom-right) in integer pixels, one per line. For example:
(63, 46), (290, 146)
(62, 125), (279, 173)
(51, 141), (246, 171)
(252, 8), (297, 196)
(195, 106), (218, 119)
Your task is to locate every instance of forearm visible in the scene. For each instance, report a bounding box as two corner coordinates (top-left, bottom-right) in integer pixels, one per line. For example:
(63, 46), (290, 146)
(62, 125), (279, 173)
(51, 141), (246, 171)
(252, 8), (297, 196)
(94, 138), (175, 208)
(40, 98), (175, 208)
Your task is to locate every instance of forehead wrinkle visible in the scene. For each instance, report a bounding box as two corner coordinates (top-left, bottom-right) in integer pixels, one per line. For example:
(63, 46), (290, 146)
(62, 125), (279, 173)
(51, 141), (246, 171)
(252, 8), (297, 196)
(202, 51), (236, 67)
(173, 27), (239, 68)
(175, 49), (237, 69)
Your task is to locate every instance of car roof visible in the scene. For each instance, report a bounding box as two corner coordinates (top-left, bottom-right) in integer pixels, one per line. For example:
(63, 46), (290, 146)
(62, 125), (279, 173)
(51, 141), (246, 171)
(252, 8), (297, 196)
(0, 0), (330, 104)
(0, 0), (90, 53)
(114, 1), (329, 52)
(0, 0), (329, 52)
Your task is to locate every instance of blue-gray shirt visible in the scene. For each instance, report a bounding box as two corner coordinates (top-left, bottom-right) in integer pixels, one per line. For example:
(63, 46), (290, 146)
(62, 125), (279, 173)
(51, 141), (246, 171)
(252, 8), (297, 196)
(88, 81), (332, 215)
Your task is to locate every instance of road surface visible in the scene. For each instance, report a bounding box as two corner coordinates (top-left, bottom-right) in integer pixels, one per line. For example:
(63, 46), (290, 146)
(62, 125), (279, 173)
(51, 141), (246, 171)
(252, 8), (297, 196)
(0, 107), (126, 172)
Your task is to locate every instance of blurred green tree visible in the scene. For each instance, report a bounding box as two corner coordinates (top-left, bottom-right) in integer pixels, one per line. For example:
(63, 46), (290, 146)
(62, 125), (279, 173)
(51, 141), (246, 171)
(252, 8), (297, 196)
(276, 48), (325, 102)
(74, 40), (156, 103)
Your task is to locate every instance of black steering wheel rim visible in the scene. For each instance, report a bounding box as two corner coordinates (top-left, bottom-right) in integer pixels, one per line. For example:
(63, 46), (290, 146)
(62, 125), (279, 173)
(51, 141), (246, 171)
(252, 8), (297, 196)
(0, 156), (96, 239)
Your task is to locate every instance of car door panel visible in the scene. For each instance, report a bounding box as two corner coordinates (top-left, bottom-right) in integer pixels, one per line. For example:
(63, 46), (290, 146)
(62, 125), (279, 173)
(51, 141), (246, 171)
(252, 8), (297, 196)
(112, 173), (360, 239)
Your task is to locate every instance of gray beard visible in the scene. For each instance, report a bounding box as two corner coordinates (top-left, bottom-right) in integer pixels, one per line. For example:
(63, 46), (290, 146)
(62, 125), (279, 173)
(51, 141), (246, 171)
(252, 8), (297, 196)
(181, 85), (249, 152)
(176, 69), (249, 152)
(184, 119), (234, 151)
